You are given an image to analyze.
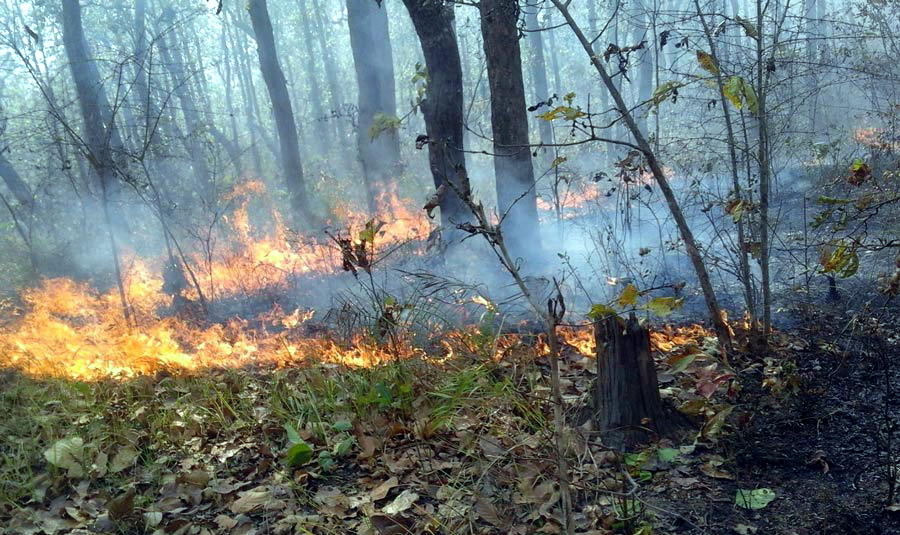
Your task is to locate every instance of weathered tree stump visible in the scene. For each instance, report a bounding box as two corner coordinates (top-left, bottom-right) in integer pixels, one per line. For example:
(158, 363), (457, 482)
(593, 313), (687, 448)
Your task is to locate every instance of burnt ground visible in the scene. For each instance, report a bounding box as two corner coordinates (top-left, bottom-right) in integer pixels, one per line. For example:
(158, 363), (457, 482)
(656, 297), (900, 535)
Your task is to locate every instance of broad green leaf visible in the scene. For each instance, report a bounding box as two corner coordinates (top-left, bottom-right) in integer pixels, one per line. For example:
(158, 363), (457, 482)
(820, 244), (859, 278)
(333, 436), (355, 457)
(617, 284), (639, 307)
(369, 113), (402, 140)
(735, 488), (776, 509)
(657, 448), (681, 463)
(647, 297), (683, 317)
(284, 424), (301, 444)
(651, 81), (683, 110)
(43, 437), (85, 477)
(332, 420), (353, 432)
(587, 303), (617, 319)
(285, 441), (314, 467)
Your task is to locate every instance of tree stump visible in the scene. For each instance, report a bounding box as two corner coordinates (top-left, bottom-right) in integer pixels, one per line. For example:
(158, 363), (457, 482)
(593, 313), (687, 449)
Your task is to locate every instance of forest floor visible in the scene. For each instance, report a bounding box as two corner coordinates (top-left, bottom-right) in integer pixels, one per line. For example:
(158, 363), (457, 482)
(1, 294), (899, 535)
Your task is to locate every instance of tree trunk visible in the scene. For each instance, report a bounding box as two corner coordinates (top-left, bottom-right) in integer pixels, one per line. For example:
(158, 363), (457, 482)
(247, 0), (314, 226)
(298, 6), (331, 154)
(594, 313), (686, 448)
(347, 0), (401, 215)
(524, 9), (554, 165)
(480, 0), (542, 264)
(61, 0), (131, 323)
(157, 9), (214, 197)
(400, 0), (471, 240)
(551, 0), (732, 352)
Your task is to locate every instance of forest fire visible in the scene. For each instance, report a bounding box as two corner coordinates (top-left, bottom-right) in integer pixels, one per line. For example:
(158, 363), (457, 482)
(853, 127), (900, 153)
(0, 182), (434, 380)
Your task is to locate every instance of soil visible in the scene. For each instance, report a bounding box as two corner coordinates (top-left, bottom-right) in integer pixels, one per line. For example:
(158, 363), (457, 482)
(651, 299), (900, 534)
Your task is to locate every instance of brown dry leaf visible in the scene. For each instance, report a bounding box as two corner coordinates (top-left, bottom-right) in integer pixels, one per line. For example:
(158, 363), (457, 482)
(230, 486), (285, 514)
(382, 489), (418, 515)
(109, 446), (139, 473)
(700, 462), (734, 480)
(361, 514), (413, 535)
(180, 469), (210, 487)
(370, 477), (399, 501)
(474, 495), (503, 526)
(215, 514), (238, 529)
(107, 489), (136, 523)
(314, 486), (352, 517)
(358, 434), (377, 460)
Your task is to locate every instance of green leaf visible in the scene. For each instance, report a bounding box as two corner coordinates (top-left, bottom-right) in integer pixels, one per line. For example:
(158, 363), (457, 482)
(43, 436), (85, 477)
(657, 448), (681, 463)
(537, 105), (586, 121)
(284, 441), (314, 467)
(332, 420), (353, 432)
(668, 353), (698, 373)
(284, 424), (301, 444)
(651, 81), (683, 112)
(587, 303), (617, 319)
(617, 284), (639, 307)
(369, 113), (402, 140)
(735, 488), (776, 509)
(817, 195), (853, 205)
(722, 76), (758, 116)
(647, 297), (683, 317)
(333, 436), (355, 457)
(550, 156), (568, 168)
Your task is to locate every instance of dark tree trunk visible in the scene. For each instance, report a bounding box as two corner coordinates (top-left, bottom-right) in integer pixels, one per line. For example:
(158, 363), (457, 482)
(400, 0), (470, 239)
(347, 0), (401, 215)
(247, 0), (314, 226)
(480, 0), (542, 263)
(594, 314), (687, 448)
(524, 9), (554, 163)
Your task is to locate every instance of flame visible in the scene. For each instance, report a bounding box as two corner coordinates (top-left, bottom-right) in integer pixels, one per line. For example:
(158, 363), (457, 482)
(853, 127), (900, 153)
(0, 181), (433, 380)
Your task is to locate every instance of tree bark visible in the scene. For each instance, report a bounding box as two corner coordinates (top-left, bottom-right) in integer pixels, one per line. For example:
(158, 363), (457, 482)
(298, 6), (331, 153)
(347, 0), (401, 215)
(594, 314), (686, 448)
(524, 9), (554, 164)
(480, 0), (542, 263)
(400, 0), (471, 239)
(247, 0), (314, 226)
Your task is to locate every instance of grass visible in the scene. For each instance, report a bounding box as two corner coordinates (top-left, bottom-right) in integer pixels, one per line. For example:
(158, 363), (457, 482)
(0, 337), (558, 533)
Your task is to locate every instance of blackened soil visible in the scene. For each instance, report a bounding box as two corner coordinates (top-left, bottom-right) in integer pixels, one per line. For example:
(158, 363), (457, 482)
(714, 304), (900, 534)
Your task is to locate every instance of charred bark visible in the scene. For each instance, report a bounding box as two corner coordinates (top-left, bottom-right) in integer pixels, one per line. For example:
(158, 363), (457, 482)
(480, 0), (542, 263)
(347, 0), (401, 215)
(400, 0), (471, 240)
(594, 313), (688, 449)
(247, 0), (314, 226)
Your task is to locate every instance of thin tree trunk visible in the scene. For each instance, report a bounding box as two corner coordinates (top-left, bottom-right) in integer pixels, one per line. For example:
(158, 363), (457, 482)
(248, 0), (314, 226)
(551, 0), (732, 352)
(525, 9), (554, 164)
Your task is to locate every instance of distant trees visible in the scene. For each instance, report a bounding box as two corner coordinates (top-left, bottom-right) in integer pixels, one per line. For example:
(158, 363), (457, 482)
(346, 0), (401, 215)
(247, 0), (314, 226)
